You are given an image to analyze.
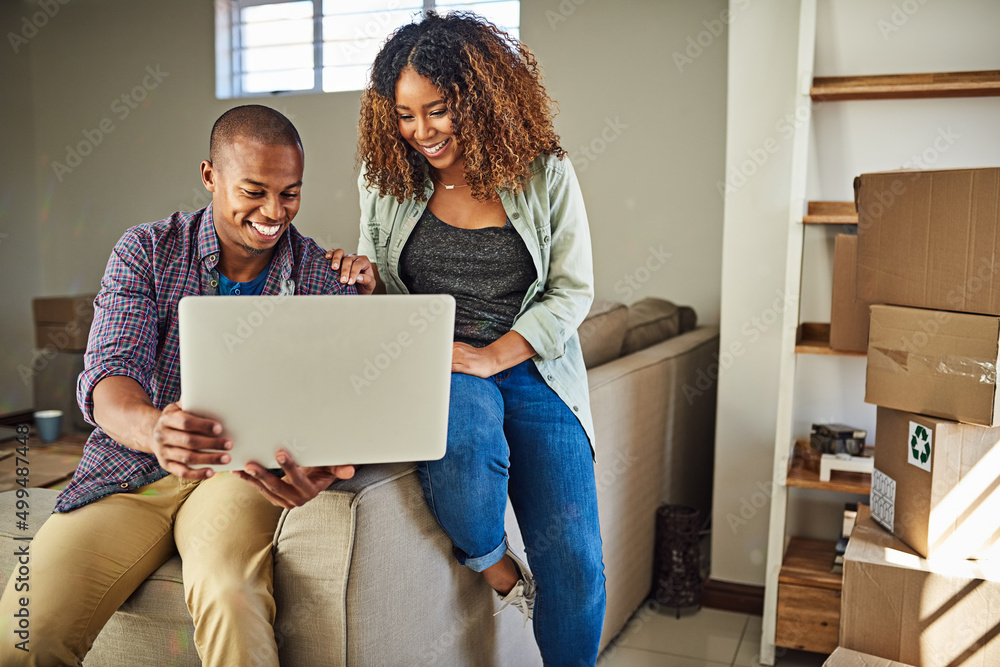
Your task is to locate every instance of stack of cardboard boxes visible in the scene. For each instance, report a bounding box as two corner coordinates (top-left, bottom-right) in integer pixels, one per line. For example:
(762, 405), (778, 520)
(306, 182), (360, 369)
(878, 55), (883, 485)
(831, 167), (1000, 665)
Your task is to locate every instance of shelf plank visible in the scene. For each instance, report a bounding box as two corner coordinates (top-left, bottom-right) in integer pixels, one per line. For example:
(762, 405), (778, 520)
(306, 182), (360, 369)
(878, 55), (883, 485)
(779, 537), (842, 591)
(811, 70), (1000, 101)
(788, 440), (872, 495)
(795, 323), (866, 357)
(803, 201), (857, 225)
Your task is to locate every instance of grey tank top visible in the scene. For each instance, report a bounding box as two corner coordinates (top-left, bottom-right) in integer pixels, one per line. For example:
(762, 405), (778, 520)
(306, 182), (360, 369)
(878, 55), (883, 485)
(399, 207), (536, 347)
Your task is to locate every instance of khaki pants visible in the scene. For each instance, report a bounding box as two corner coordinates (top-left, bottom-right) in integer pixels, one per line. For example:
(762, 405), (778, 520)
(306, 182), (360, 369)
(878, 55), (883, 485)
(0, 472), (283, 667)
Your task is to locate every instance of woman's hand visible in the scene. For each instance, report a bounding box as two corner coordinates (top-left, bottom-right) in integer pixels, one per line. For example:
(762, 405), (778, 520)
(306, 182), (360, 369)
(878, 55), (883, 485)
(451, 342), (501, 378)
(234, 449), (356, 510)
(326, 249), (379, 295)
(452, 332), (538, 378)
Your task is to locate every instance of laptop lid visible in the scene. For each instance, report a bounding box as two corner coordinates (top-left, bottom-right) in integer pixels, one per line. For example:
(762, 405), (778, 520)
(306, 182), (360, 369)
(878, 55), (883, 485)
(178, 294), (454, 470)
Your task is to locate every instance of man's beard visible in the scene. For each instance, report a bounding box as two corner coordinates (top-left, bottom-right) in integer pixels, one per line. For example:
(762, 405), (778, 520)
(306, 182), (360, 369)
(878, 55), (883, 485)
(241, 242), (269, 256)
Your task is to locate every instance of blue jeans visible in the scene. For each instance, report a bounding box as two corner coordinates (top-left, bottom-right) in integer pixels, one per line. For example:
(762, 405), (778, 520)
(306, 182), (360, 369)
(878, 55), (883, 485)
(417, 360), (607, 666)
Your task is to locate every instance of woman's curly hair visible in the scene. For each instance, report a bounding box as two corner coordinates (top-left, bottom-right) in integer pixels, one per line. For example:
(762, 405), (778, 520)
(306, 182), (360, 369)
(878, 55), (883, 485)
(357, 11), (565, 202)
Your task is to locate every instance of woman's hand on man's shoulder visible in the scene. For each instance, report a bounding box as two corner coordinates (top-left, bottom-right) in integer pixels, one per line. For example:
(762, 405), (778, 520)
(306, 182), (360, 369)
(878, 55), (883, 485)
(326, 249), (381, 295)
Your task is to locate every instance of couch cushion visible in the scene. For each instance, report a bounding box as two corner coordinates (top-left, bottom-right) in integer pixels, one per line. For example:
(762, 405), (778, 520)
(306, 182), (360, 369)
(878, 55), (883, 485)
(0, 490), (198, 667)
(678, 305), (698, 334)
(274, 463), (542, 667)
(621, 298), (681, 355)
(578, 300), (628, 368)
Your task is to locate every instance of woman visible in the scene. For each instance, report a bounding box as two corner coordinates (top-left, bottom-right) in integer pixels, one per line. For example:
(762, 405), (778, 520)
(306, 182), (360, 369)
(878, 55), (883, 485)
(331, 12), (606, 664)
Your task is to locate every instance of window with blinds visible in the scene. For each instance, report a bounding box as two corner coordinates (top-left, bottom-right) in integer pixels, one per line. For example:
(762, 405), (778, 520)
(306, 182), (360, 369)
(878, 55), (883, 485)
(216, 0), (520, 98)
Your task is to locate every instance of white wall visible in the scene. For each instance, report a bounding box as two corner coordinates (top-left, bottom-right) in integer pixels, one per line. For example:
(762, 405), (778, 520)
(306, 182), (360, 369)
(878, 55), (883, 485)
(712, 0), (803, 587)
(714, 0), (1000, 586)
(0, 0), (728, 415)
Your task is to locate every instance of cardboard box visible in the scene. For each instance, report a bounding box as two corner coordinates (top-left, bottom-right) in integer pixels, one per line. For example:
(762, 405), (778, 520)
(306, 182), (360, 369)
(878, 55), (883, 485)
(32, 295), (96, 351)
(841, 510), (1000, 666)
(866, 304), (1000, 426)
(830, 234), (873, 352)
(855, 167), (1000, 316)
(824, 647), (914, 667)
(871, 406), (1000, 560)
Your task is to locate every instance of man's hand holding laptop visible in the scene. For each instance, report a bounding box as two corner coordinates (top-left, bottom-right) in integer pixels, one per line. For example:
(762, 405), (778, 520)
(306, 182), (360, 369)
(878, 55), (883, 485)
(146, 396), (355, 509)
(235, 455), (355, 510)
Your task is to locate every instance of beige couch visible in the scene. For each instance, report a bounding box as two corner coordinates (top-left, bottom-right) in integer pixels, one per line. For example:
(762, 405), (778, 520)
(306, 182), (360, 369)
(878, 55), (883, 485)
(0, 298), (719, 665)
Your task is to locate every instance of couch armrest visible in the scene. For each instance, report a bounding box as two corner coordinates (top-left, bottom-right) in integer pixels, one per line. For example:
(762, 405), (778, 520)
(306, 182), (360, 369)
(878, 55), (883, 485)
(591, 325), (719, 515)
(586, 325), (719, 651)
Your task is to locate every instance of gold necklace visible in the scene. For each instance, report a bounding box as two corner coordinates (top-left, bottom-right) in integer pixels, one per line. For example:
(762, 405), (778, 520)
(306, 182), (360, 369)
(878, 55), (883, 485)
(434, 178), (470, 190)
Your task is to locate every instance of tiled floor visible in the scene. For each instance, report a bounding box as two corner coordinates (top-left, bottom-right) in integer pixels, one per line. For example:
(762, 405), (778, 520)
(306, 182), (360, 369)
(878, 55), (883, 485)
(597, 605), (828, 667)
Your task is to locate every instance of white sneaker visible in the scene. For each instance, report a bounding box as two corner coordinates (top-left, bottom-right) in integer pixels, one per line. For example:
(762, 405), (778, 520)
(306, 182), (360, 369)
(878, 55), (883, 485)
(494, 548), (535, 625)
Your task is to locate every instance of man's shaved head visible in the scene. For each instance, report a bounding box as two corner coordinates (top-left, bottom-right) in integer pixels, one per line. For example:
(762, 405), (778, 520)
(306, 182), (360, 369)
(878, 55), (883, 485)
(209, 105), (302, 169)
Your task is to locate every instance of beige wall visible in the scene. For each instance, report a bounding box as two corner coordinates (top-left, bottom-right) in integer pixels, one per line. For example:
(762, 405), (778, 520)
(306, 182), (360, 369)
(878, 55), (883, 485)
(0, 1), (727, 415)
(0, 0), (43, 414)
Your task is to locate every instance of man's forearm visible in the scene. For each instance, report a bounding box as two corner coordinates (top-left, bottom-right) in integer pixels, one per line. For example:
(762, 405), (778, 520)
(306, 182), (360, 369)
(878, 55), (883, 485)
(92, 376), (161, 454)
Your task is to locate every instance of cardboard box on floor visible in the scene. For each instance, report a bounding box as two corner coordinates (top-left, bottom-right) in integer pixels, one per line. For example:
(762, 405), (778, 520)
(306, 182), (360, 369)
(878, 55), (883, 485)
(824, 647), (914, 667)
(841, 507), (1000, 666)
(866, 304), (1000, 427)
(855, 167), (1000, 316)
(32, 295), (96, 351)
(871, 406), (1000, 560)
(830, 233), (872, 353)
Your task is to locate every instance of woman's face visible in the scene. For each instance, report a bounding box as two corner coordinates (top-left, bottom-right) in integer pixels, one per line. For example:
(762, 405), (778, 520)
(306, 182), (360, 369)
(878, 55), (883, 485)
(394, 67), (464, 172)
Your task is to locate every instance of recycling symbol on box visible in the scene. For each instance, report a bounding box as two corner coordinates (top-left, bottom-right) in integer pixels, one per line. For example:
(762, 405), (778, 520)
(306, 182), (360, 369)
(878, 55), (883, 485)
(908, 422), (932, 472)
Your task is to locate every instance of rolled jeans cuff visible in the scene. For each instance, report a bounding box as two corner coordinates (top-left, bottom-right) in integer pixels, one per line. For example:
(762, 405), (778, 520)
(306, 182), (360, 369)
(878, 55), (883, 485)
(459, 535), (509, 573)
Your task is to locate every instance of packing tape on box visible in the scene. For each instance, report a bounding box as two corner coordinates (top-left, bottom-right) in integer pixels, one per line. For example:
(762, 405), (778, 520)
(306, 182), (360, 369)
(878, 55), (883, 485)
(868, 347), (997, 384)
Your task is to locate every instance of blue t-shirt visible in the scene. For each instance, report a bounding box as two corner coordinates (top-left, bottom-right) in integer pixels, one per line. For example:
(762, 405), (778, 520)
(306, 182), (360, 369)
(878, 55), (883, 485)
(218, 263), (270, 295)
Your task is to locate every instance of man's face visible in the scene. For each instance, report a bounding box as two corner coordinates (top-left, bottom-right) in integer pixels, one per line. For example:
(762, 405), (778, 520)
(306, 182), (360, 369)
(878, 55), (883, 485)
(201, 138), (304, 258)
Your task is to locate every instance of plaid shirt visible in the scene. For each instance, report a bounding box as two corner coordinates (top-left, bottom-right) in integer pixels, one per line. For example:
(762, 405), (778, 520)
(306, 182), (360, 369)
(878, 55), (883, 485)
(55, 206), (355, 513)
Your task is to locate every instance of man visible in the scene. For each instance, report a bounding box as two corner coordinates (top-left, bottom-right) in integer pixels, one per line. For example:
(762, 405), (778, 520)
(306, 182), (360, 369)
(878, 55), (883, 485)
(0, 105), (360, 666)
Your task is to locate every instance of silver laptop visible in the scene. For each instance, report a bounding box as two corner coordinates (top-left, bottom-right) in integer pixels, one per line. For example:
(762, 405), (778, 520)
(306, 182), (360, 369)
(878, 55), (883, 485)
(178, 294), (454, 470)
